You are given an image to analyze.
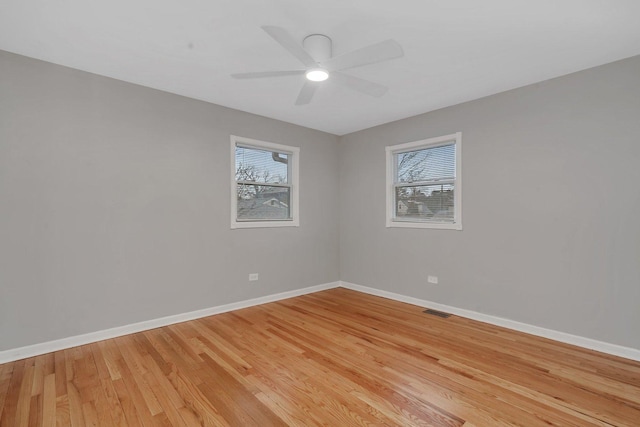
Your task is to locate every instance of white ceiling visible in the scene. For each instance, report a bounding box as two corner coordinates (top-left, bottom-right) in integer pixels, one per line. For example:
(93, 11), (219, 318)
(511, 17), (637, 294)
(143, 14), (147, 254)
(1, 0), (639, 135)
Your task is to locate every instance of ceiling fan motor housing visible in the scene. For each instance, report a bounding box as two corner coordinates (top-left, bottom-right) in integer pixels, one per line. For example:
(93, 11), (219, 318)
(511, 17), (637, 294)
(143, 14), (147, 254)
(231, 26), (402, 104)
(303, 34), (332, 63)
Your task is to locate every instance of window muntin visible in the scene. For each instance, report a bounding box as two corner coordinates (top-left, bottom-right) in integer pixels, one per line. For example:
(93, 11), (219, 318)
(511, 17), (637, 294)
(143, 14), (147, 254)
(231, 136), (299, 228)
(386, 133), (462, 230)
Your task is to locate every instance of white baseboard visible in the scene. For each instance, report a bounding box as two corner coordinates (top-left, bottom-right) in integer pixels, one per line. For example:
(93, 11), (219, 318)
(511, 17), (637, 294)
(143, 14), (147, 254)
(339, 281), (640, 362)
(4, 280), (638, 364)
(0, 281), (340, 364)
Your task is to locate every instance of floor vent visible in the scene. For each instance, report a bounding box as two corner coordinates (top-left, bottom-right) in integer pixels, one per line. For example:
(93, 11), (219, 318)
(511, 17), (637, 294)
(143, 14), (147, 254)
(423, 308), (451, 318)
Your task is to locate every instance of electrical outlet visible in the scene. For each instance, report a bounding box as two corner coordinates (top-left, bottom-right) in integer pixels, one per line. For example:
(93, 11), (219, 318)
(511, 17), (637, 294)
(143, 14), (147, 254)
(427, 275), (438, 284)
(249, 273), (259, 281)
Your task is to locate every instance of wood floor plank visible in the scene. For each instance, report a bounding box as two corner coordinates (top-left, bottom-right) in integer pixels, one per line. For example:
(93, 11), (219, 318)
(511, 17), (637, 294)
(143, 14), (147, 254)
(1, 288), (639, 426)
(54, 395), (70, 427)
(80, 400), (99, 427)
(14, 359), (35, 427)
(110, 378), (141, 427)
(41, 374), (56, 427)
(169, 367), (230, 426)
(66, 381), (85, 427)
(53, 351), (67, 399)
(112, 356), (158, 426)
(115, 338), (163, 417)
(0, 363), (15, 422)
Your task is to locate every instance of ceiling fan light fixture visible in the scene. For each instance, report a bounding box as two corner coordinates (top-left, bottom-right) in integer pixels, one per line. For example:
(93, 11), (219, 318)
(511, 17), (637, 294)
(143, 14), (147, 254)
(232, 27), (403, 105)
(305, 68), (329, 82)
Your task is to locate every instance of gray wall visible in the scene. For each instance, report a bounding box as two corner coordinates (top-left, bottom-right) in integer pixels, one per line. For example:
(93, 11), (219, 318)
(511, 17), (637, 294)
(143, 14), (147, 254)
(2, 48), (639, 353)
(0, 51), (340, 351)
(339, 55), (640, 349)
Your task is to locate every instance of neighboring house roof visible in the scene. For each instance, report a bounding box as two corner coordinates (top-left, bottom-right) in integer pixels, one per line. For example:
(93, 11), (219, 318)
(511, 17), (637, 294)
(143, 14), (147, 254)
(397, 200), (433, 216)
(238, 196), (290, 220)
(262, 198), (288, 208)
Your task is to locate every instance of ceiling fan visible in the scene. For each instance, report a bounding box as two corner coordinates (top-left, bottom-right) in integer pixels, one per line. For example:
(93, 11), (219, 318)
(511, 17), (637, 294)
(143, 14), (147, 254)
(231, 26), (404, 105)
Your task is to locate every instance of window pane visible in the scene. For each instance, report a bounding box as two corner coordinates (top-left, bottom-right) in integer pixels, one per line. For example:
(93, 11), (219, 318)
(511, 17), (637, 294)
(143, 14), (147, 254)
(237, 184), (291, 220)
(236, 146), (288, 184)
(395, 184), (455, 222)
(396, 143), (455, 183)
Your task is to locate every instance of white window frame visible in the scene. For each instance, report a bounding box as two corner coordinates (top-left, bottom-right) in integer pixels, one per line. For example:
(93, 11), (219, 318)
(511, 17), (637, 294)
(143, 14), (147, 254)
(385, 132), (462, 230)
(231, 135), (300, 229)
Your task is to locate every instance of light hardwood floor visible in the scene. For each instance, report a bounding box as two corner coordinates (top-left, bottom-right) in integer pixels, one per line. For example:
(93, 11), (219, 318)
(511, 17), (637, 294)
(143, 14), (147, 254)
(1, 288), (639, 426)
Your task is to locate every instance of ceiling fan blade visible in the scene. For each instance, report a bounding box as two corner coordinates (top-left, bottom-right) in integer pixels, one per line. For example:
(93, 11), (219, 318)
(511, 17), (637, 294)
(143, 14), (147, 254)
(231, 70), (305, 79)
(295, 81), (319, 105)
(323, 39), (403, 71)
(331, 72), (388, 97)
(262, 26), (317, 68)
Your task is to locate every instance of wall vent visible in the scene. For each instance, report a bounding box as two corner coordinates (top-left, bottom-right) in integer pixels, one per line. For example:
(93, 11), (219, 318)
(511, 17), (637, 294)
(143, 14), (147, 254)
(423, 308), (451, 318)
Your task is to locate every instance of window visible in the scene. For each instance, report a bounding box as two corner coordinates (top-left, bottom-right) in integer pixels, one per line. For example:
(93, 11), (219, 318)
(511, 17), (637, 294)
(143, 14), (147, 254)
(386, 132), (462, 230)
(231, 135), (299, 229)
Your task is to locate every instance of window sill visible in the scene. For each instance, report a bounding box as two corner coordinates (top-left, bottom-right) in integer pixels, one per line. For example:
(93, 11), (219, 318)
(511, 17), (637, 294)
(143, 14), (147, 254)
(386, 219), (462, 230)
(231, 219), (300, 229)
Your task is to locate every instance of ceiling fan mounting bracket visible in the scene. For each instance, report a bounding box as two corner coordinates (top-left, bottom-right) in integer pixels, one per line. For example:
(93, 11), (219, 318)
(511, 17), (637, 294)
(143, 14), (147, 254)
(303, 34), (332, 63)
(231, 26), (403, 105)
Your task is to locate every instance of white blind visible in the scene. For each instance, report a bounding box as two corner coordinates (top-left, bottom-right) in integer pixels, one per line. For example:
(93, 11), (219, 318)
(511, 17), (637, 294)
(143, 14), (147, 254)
(396, 143), (455, 183)
(235, 145), (289, 184)
(235, 145), (291, 221)
(394, 143), (456, 222)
